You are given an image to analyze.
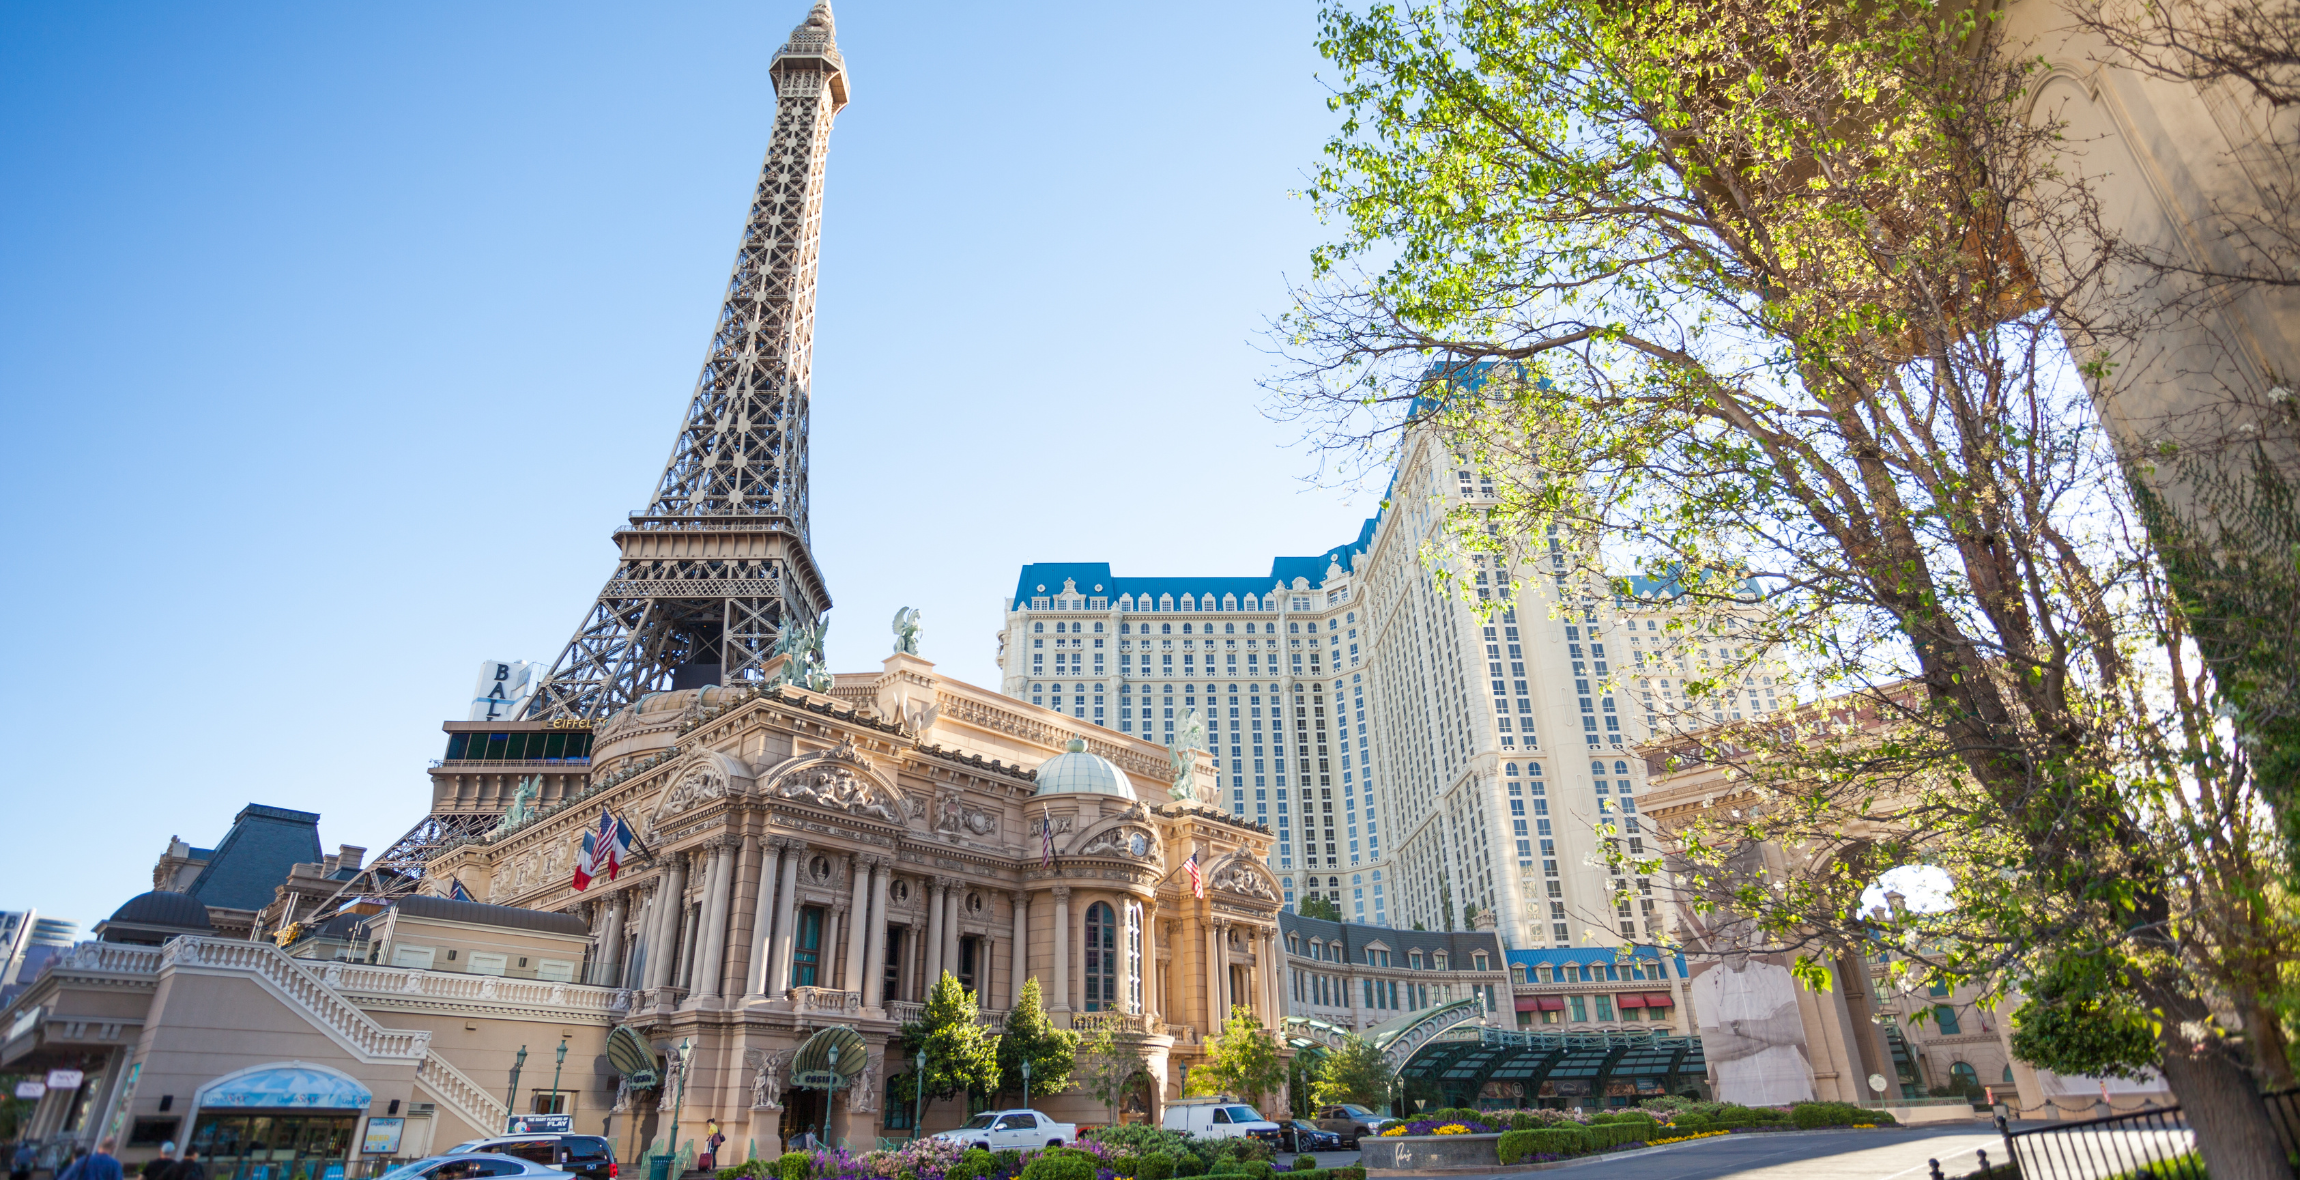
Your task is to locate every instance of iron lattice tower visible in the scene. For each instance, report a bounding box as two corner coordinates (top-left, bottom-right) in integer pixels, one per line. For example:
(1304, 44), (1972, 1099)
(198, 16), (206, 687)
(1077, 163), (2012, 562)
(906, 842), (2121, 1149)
(527, 2), (847, 720)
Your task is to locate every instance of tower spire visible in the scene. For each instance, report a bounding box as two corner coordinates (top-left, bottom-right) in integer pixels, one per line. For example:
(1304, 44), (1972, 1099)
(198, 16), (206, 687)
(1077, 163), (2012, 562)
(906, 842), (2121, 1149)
(525, 2), (850, 720)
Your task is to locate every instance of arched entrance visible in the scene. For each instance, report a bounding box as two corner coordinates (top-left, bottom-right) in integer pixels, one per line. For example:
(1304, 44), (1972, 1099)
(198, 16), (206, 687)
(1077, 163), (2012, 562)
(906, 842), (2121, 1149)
(782, 1027), (869, 1144)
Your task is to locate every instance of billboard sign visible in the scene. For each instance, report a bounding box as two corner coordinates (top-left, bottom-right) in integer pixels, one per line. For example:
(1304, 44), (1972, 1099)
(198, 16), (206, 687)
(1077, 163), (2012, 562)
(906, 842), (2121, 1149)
(14, 1081), (44, 1100)
(505, 1115), (573, 1134)
(45, 1069), (83, 1090)
(469, 660), (537, 722)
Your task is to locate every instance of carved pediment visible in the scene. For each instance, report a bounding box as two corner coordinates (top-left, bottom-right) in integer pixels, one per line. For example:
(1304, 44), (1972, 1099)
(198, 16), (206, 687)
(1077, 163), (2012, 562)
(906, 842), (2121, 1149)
(1072, 818), (1160, 863)
(1207, 853), (1280, 901)
(644, 749), (754, 839)
(759, 739), (907, 825)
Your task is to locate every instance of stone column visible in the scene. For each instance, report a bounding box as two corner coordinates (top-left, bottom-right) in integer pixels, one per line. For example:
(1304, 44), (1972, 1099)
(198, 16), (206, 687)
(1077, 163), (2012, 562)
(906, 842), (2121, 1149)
(1051, 886), (1072, 1013)
(767, 839), (807, 997)
(677, 898), (704, 990)
(842, 855), (872, 993)
(1008, 892), (1028, 1008)
(943, 882), (963, 993)
(592, 892), (626, 987)
(695, 839), (734, 1000)
(923, 877), (946, 988)
(746, 838), (784, 998)
(724, 834), (762, 998)
(862, 860), (890, 1008)
(1209, 920), (1229, 1024)
(644, 854), (688, 991)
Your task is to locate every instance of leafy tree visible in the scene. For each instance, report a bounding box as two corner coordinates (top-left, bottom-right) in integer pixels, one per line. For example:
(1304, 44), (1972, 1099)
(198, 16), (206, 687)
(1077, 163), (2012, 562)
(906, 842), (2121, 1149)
(1296, 895), (1343, 921)
(1311, 1035), (1391, 1109)
(1287, 1051), (1324, 1118)
(996, 976), (1079, 1105)
(1187, 1005), (1288, 1111)
(1281, 0), (2298, 1168)
(895, 971), (1001, 1107)
(1076, 1016), (1150, 1125)
(2010, 949), (2164, 1079)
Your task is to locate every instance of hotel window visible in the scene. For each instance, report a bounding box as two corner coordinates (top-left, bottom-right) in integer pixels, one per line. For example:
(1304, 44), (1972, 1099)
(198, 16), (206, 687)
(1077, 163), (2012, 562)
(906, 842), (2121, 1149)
(789, 906), (824, 987)
(1083, 902), (1119, 1011)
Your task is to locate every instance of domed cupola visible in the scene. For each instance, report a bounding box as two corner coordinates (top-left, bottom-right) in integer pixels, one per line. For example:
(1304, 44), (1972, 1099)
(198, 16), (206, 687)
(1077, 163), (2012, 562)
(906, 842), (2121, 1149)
(1033, 738), (1136, 800)
(98, 890), (215, 945)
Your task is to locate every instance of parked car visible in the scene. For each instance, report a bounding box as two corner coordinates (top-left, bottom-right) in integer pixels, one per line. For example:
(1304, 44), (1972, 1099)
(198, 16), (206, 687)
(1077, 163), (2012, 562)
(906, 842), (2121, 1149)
(1280, 1121), (1343, 1153)
(1162, 1097), (1285, 1144)
(929, 1108), (1076, 1150)
(379, 1154), (579, 1180)
(1313, 1105), (1382, 1148)
(449, 1135), (617, 1180)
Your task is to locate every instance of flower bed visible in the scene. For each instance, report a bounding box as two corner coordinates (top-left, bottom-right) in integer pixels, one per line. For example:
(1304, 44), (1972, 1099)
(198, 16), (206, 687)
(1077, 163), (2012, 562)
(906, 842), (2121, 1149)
(1378, 1120), (1494, 1137)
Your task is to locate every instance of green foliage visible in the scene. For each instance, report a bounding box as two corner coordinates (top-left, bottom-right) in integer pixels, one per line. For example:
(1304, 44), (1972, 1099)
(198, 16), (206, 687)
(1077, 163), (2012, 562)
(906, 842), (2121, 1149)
(1082, 1126), (1196, 1159)
(1215, 1138), (1275, 1165)
(1497, 1129), (1588, 1163)
(776, 1153), (811, 1180)
(1310, 1035), (1390, 1109)
(957, 1150), (996, 1180)
(1789, 1102), (1896, 1128)
(1075, 1015), (1151, 1124)
(1018, 1154), (1095, 1180)
(1207, 1163), (1275, 1180)
(1296, 895), (1343, 921)
(1169, 1153), (1206, 1178)
(1292, 1157), (1320, 1173)
(1189, 1006), (1288, 1109)
(897, 972), (1003, 1105)
(1135, 1155), (1174, 1180)
(998, 976), (1080, 1103)
(2009, 951), (2162, 1079)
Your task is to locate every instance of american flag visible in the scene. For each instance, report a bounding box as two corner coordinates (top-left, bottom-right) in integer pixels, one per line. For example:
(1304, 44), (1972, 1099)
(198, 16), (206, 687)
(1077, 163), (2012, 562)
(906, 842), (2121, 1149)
(1184, 852), (1203, 898)
(449, 877), (473, 902)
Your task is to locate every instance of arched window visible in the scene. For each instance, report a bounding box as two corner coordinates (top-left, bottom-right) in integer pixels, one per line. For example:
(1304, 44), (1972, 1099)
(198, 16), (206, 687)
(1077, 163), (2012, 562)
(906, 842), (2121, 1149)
(1614, 760), (1629, 774)
(1084, 902), (1118, 1011)
(1950, 1062), (1980, 1093)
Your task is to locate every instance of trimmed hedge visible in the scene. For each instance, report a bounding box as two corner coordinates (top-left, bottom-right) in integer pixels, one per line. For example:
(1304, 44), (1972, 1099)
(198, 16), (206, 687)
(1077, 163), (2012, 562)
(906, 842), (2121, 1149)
(1137, 1156), (1175, 1180)
(1170, 1153), (1206, 1178)
(778, 1153), (812, 1180)
(1292, 1158), (1319, 1173)
(1494, 1123), (1654, 1164)
(1020, 1155), (1097, 1180)
(1207, 1163), (1275, 1180)
(1790, 1102), (1897, 1128)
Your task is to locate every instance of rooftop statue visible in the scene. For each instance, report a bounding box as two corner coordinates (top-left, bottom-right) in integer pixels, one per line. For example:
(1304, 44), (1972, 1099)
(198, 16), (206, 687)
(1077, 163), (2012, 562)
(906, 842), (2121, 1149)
(493, 776), (540, 836)
(892, 606), (922, 655)
(769, 618), (832, 692)
(1169, 708), (1205, 802)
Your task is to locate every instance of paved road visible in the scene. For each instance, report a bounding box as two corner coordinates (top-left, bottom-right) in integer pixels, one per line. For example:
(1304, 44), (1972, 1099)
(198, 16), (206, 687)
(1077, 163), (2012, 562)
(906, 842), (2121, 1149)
(1369, 1126), (2014, 1180)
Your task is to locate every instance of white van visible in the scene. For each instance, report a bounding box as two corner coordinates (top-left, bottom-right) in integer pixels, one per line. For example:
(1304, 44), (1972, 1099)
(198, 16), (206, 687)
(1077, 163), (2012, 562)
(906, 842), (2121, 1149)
(1162, 1097), (1285, 1143)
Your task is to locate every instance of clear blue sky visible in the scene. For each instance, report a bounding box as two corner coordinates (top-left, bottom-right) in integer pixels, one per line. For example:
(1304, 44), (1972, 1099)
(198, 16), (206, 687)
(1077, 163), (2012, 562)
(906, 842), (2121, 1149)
(0, 3), (1387, 928)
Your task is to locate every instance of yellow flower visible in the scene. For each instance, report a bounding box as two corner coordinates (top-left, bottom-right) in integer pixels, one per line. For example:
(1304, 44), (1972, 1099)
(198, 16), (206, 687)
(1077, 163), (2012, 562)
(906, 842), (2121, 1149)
(1380, 1127), (1408, 1137)
(1433, 1125), (1468, 1135)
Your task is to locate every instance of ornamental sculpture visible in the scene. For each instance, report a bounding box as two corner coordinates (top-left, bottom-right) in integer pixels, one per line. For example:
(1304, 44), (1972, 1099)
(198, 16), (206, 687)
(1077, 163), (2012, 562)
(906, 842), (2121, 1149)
(891, 606), (923, 655)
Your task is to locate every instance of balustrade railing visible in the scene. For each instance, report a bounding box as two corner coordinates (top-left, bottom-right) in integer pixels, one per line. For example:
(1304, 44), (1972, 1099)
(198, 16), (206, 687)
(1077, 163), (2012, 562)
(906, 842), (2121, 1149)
(416, 1049), (509, 1134)
(164, 939), (430, 1061)
(326, 962), (630, 1015)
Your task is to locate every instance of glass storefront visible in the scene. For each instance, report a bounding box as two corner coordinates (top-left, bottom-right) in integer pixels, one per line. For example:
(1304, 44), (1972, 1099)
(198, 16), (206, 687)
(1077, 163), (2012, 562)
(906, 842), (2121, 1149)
(189, 1112), (358, 1180)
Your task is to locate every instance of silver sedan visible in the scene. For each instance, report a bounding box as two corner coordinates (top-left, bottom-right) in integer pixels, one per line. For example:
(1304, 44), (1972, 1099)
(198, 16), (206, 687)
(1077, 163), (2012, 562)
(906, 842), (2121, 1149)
(377, 1154), (580, 1180)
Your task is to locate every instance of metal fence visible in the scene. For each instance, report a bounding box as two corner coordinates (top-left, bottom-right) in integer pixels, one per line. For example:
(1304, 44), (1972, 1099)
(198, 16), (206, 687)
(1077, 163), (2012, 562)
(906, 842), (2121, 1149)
(1929, 1086), (2300, 1180)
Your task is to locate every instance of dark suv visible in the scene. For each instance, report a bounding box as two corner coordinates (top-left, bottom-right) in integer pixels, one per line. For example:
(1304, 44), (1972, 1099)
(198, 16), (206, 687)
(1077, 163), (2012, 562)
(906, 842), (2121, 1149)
(454, 1135), (617, 1180)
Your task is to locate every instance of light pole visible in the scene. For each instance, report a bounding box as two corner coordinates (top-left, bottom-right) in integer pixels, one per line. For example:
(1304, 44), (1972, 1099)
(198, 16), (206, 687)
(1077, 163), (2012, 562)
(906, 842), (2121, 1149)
(1020, 1059), (1032, 1111)
(911, 1048), (926, 1141)
(550, 1038), (569, 1118)
(667, 1038), (693, 1171)
(823, 1044), (840, 1147)
(506, 1045), (529, 1129)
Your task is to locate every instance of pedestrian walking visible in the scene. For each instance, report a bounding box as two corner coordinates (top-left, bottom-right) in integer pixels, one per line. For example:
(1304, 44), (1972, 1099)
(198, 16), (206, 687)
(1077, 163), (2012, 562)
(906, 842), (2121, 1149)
(171, 1150), (203, 1180)
(142, 1144), (178, 1180)
(12, 1141), (36, 1180)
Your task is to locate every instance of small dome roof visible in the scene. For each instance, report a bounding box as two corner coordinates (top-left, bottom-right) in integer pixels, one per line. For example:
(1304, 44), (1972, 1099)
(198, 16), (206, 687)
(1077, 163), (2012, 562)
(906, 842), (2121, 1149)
(107, 890), (214, 932)
(1034, 739), (1136, 799)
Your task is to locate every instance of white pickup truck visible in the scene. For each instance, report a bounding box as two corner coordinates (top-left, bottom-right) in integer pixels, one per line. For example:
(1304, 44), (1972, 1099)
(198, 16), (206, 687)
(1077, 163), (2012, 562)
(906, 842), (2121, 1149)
(930, 1109), (1077, 1151)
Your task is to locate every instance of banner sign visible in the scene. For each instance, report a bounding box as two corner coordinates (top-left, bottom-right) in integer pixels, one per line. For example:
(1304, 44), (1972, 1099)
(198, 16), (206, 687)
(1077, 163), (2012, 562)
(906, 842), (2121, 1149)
(506, 1115), (573, 1134)
(15, 1081), (44, 1100)
(46, 1070), (84, 1090)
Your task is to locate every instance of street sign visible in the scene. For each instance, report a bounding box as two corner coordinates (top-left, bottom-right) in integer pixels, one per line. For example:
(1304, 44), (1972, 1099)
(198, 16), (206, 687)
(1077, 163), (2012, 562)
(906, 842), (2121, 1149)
(14, 1082), (45, 1100)
(790, 1071), (842, 1089)
(506, 1115), (573, 1134)
(46, 1070), (83, 1090)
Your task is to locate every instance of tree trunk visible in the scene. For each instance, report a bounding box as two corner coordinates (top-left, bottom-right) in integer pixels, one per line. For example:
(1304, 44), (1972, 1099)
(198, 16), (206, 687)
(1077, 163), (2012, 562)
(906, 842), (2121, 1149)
(2152, 1030), (2286, 1180)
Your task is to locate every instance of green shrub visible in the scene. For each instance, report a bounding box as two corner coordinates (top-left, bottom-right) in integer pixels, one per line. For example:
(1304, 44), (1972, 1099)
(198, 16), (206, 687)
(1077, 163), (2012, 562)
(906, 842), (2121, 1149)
(1790, 1102), (1899, 1129)
(776, 1153), (811, 1180)
(1668, 1115), (1712, 1133)
(1330, 1170), (1366, 1180)
(1495, 1128), (1593, 1163)
(1108, 1157), (1141, 1179)
(1588, 1124), (1653, 1150)
(1217, 1141), (1274, 1165)
(1169, 1153), (1206, 1178)
(1292, 1157), (1319, 1173)
(1135, 1156), (1175, 1180)
(955, 1150), (995, 1180)
(993, 1152), (1028, 1177)
(1020, 1154), (1097, 1180)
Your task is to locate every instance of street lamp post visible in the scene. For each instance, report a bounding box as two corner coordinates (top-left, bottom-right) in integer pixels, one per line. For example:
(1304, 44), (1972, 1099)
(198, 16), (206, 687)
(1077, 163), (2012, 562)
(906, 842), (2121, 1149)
(912, 1049), (926, 1141)
(1020, 1059), (1032, 1111)
(823, 1044), (841, 1147)
(668, 1038), (693, 1172)
(506, 1045), (529, 1130)
(550, 1037), (570, 1117)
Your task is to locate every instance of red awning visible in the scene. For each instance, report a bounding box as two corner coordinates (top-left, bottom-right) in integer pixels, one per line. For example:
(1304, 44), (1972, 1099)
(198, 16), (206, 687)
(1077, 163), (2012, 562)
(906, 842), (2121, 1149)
(1616, 994), (1647, 1008)
(1645, 992), (1675, 1007)
(1516, 996), (1542, 1012)
(1536, 996), (1566, 1011)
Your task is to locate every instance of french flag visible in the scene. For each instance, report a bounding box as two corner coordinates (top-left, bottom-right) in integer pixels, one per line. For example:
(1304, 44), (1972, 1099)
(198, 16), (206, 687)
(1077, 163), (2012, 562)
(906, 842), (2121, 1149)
(573, 808), (633, 891)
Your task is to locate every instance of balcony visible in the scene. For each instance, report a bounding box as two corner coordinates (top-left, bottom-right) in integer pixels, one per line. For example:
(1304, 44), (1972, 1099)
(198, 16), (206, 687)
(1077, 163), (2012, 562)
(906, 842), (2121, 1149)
(431, 758), (592, 770)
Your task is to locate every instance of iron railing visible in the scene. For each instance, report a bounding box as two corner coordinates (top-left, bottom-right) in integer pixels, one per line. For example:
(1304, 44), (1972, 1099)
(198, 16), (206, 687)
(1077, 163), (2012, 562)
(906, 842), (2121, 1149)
(1929, 1087), (2300, 1180)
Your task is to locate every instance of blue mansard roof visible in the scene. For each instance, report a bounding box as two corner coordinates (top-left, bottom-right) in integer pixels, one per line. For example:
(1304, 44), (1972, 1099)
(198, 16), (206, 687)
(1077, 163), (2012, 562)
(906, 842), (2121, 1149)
(1013, 517), (1380, 611)
(184, 803), (325, 913)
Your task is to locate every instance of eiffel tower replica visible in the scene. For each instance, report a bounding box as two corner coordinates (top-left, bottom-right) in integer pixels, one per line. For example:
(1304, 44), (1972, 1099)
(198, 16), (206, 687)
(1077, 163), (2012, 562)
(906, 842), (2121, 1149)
(526, 0), (847, 721)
